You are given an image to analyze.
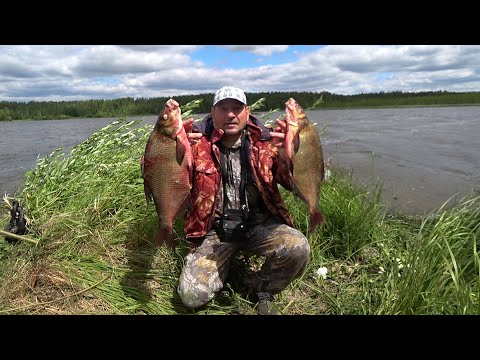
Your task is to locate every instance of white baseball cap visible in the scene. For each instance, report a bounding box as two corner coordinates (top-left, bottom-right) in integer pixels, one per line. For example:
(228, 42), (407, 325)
(213, 86), (247, 106)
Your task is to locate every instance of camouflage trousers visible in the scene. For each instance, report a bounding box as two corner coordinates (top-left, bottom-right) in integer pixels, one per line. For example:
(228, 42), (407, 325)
(177, 218), (310, 308)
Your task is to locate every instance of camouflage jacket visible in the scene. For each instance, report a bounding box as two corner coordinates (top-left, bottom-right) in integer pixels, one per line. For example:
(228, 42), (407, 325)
(184, 114), (295, 239)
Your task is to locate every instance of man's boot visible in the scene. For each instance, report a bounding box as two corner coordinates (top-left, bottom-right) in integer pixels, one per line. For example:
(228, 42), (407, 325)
(256, 292), (277, 315)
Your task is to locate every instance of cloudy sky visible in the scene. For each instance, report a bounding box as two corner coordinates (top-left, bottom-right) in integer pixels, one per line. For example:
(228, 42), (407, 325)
(0, 45), (479, 102)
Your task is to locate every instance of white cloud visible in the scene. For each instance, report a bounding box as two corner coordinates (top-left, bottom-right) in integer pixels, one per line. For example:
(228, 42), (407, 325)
(0, 45), (479, 102)
(223, 45), (289, 56)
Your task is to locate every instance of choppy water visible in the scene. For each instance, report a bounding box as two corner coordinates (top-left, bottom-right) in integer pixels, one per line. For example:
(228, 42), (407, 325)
(1, 106), (479, 215)
(319, 106), (480, 214)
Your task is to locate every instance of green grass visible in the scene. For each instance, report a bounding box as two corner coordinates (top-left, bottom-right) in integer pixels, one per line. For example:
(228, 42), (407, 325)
(0, 112), (479, 314)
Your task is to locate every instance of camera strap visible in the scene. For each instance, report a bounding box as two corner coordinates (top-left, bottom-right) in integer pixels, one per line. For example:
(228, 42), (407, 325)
(219, 131), (250, 220)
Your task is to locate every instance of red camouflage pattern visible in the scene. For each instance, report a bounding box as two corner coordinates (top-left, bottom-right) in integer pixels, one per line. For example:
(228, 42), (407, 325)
(184, 120), (294, 239)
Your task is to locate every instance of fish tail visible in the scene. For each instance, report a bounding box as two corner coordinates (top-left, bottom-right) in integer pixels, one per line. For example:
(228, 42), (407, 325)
(155, 226), (175, 251)
(309, 210), (325, 234)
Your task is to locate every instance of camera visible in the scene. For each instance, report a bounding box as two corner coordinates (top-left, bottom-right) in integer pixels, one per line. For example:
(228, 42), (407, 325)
(3, 200), (27, 243)
(219, 208), (248, 242)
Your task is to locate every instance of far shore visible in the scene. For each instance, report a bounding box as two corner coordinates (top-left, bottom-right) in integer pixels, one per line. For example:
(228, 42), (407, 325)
(1, 102), (480, 122)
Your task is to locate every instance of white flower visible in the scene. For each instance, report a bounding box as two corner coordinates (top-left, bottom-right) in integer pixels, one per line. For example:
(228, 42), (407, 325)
(316, 266), (328, 279)
(324, 169), (331, 181)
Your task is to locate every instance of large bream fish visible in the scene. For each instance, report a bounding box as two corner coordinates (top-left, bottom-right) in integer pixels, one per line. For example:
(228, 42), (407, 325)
(141, 99), (192, 249)
(284, 98), (325, 234)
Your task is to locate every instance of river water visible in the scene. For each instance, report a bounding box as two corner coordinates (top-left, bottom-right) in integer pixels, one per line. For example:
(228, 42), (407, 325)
(1, 106), (479, 215)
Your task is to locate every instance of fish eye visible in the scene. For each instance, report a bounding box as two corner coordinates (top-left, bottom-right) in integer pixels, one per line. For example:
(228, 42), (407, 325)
(163, 114), (168, 120)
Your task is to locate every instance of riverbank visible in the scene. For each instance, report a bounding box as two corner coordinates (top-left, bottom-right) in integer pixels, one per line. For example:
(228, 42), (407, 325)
(1, 117), (478, 314)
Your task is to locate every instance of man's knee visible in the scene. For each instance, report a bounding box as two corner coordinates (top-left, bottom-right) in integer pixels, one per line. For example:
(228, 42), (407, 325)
(177, 281), (212, 309)
(289, 237), (310, 266)
(281, 227), (310, 260)
(178, 292), (206, 309)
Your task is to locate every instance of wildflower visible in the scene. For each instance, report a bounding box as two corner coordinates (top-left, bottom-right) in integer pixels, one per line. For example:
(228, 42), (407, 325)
(324, 156), (332, 181)
(316, 266), (328, 279)
(324, 168), (331, 181)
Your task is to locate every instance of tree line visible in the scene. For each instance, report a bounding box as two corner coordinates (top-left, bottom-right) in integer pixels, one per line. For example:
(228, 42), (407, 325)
(1, 90), (479, 121)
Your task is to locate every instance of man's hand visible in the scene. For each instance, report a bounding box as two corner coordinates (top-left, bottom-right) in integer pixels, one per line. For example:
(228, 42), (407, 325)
(184, 118), (203, 145)
(269, 118), (287, 148)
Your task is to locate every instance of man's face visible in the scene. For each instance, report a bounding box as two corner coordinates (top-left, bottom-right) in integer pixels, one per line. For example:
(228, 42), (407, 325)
(212, 99), (250, 136)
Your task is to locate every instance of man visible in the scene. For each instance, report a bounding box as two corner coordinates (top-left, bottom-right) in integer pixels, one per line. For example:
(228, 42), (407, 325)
(177, 86), (311, 315)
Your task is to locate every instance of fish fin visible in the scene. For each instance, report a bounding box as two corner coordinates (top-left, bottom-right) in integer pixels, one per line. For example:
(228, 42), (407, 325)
(309, 210), (324, 234)
(176, 138), (186, 165)
(292, 182), (308, 203)
(143, 181), (152, 203)
(286, 158), (294, 175)
(181, 193), (193, 212)
(140, 155), (145, 175)
(176, 131), (191, 165)
(293, 132), (300, 154)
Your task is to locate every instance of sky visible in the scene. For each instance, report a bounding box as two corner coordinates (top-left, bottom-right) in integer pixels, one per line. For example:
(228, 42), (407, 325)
(0, 45), (479, 102)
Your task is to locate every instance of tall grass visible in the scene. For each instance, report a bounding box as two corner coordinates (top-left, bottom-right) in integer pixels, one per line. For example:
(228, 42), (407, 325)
(378, 198), (480, 314)
(0, 107), (479, 314)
